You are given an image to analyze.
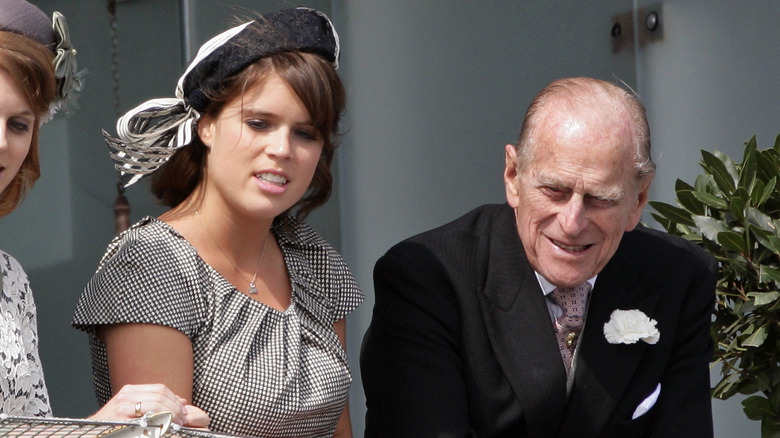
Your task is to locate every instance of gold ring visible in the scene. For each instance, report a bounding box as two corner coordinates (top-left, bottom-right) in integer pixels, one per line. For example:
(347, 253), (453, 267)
(134, 401), (142, 417)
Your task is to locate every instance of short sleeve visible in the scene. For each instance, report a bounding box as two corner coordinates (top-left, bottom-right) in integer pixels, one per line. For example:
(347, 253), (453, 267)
(274, 218), (363, 323)
(323, 246), (362, 321)
(72, 220), (208, 338)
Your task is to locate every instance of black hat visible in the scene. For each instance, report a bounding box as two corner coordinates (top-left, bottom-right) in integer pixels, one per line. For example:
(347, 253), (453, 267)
(183, 7), (339, 111)
(106, 7), (340, 187)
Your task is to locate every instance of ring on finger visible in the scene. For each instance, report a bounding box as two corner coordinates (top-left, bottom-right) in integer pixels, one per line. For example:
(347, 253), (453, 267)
(134, 401), (142, 418)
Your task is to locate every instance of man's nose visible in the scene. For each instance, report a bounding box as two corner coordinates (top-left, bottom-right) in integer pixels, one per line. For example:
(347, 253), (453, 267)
(559, 196), (587, 235)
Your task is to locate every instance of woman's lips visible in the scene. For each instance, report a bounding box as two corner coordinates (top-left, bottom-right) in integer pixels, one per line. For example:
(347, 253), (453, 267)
(256, 172), (288, 187)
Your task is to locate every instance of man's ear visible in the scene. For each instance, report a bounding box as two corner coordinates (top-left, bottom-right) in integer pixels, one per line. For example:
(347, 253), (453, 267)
(504, 144), (521, 208)
(626, 175), (653, 231)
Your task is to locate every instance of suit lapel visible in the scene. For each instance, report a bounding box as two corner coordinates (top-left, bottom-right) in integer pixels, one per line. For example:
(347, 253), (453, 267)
(478, 206), (568, 436)
(557, 243), (661, 437)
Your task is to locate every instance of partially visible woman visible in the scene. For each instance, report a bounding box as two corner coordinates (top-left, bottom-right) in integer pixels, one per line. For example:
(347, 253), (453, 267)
(72, 7), (363, 437)
(0, 0), (207, 426)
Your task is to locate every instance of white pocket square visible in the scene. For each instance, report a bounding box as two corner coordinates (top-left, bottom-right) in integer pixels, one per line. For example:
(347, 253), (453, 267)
(632, 383), (661, 420)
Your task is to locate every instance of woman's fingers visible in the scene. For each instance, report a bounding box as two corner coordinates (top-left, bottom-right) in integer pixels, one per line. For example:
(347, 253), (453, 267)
(89, 383), (189, 425)
(183, 404), (211, 428)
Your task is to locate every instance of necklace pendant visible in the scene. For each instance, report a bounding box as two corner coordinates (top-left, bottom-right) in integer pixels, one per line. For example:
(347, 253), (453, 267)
(248, 282), (258, 294)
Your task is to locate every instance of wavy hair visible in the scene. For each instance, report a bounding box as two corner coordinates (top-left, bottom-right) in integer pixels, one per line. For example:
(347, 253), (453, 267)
(152, 51), (345, 220)
(0, 31), (56, 218)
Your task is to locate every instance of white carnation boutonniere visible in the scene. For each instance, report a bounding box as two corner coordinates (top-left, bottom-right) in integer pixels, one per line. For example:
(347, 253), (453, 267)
(603, 309), (660, 345)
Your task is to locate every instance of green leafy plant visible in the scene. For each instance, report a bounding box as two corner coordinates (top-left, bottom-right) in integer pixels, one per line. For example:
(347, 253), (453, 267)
(650, 135), (780, 437)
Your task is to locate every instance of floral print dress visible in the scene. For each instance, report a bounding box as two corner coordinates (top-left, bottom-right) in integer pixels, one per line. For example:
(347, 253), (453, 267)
(0, 249), (51, 416)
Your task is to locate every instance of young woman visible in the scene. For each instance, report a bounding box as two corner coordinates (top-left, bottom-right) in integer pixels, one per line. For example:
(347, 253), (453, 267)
(0, 0), (207, 425)
(73, 8), (363, 437)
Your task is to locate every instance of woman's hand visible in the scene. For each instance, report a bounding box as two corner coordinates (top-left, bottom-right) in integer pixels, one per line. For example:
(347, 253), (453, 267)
(88, 383), (210, 428)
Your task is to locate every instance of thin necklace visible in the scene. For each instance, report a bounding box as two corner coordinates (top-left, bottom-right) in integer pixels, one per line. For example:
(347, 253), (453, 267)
(194, 210), (269, 294)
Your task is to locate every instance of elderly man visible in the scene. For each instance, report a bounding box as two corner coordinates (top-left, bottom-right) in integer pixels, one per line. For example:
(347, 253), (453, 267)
(360, 77), (716, 437)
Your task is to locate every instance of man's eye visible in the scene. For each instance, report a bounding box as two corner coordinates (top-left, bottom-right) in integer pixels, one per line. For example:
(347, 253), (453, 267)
(590, 196), (617, 208)
(541, 186), (565, 196)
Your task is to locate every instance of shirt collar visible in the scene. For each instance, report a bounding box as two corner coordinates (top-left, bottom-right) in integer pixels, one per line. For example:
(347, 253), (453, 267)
(535, 272), (597, 296)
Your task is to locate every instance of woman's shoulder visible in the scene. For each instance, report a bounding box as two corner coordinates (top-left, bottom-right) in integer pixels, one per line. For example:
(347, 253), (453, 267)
(0, 248), (25, 276)
(118, 216), (189, 246)
(75, 217), (207, 335)
(273, 216), (346, 269)
(273, 216), (328, 245)
(274, 217), (363, 319)
(0, 248), (30, 302)
(98, 216), (195, 266)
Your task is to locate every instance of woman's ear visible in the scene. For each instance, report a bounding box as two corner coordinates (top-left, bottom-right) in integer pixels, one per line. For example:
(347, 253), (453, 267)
(197, 116), (214, 148)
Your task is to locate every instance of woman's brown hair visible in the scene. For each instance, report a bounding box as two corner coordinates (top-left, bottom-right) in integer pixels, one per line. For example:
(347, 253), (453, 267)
(0, 30), (56, 218)
(152, 51), (345, 220)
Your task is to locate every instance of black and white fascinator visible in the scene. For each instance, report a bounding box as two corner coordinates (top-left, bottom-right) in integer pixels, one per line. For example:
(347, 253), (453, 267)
(106, 7), (340, 188)
(0, 0), (83, 121)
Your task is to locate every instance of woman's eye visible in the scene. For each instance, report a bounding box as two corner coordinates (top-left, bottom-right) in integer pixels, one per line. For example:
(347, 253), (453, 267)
(295, 128), (319, 141)
(247, 119), (269, 130)
(9, 119), (30, 133)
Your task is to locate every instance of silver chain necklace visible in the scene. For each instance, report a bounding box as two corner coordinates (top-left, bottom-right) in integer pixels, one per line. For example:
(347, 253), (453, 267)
(194, 210), (269, 294)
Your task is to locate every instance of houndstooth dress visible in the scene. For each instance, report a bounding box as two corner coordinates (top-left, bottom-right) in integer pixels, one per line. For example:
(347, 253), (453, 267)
(72, 216), (363, 437)
(0, 250), (51, 417)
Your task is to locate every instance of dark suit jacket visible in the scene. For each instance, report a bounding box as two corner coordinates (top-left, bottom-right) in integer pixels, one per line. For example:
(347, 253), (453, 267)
(361, 203), (716, 437)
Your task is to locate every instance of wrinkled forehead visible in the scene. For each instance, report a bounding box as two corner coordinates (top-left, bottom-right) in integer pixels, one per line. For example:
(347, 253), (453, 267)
(525, 108), (639, 183)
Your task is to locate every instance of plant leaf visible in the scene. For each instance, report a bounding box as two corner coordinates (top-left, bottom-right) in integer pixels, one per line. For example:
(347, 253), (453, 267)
(676, 190), (705, 216)
(759, 265), (780, 286)
(693, 216), (730, 241)
(701, 150), (736, 195)
(751, 228), (780, 255)
(729, 191), (747, 222)
(760, 418), (780, 438)
(742, 135), (758, 161)
(742, 395), (771, 420)
(747, 292), (780, 306)
(701, 150), (739, 194)
(717, 231), (747, 254)
(648, 201), (695, 227)
(693, 191), (729, 210)
(742, 324), (769, 348)
(675, 178), (695, 193)
(739, 144), (758, 193)
(713, 375), (739, 399)
(755, 177), (777, 207)
(716, 150), (741, 180)
(757, 147), (780, 182)
(748, 207), (774, 231)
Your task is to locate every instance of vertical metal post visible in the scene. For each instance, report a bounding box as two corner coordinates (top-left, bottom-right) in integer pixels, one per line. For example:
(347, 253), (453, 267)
(180, 0), (195, 65)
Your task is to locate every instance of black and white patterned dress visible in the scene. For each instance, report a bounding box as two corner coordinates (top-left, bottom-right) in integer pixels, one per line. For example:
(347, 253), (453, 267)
(0, 250), (51, 417)
(72, 216), (363, 437)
